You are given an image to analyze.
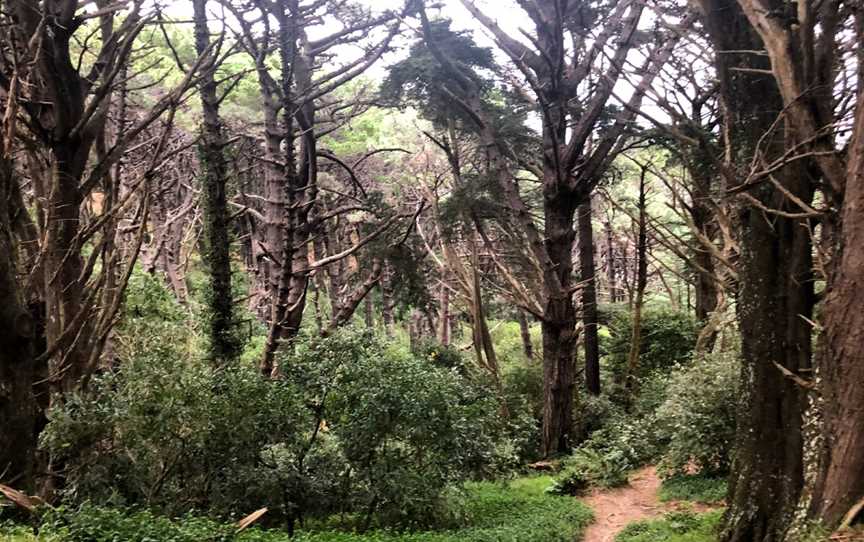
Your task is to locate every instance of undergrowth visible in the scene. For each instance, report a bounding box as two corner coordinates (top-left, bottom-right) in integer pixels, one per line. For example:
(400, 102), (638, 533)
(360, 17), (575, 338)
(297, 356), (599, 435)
(0, 476), (592, 542)
(615, 510), (723, 542)
(659, 475), (727, 504)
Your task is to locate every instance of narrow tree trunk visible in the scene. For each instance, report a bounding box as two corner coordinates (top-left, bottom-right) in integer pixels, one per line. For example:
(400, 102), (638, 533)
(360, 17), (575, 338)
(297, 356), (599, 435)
(364, 295), (374, 329)
(579, 200), (601, 396)
(625, 170), (648, 396)
(517, 309), (534, 361)
(604, 220), (618, 302)
(438, 283), (450, 345)
(194, 0), (238, 363)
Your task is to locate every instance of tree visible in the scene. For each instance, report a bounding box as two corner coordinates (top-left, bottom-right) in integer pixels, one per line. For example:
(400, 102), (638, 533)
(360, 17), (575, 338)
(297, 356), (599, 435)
(193, 0), (240, 362)
(693, 1), (817, 538)
(421, 0), (684, 456)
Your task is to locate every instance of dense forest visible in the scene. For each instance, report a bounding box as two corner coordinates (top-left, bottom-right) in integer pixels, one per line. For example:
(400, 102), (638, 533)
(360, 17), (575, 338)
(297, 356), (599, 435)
(0, 1), (862, 541)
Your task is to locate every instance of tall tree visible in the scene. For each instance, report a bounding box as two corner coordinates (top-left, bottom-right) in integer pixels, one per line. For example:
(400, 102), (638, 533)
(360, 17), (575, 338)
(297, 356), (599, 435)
(578, 199), (601, 395)
(427, 0), (683, 455)
(694, 1), (815, 538)
(193, 0), (240, 362)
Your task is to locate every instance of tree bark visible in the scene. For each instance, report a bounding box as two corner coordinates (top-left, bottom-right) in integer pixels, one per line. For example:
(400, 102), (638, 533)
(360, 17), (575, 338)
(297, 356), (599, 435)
(579, 199), (601, 396)
(541, 196), (579, 455)
(0, 157), (37, 491)
(625, 169), (648, 397)
(808, 77), (864, 528)
(193, 0), (238, 363)
(695, 2), (815, 539)
(604, 220), (618, 303)
(517, 309), (534, 361)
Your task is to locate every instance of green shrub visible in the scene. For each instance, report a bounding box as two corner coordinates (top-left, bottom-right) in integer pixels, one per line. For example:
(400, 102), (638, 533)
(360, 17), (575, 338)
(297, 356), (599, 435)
(601, 304), (698, 393)
(4, 476), (592, 542)
(547, 447), (629, 495)
(41, 326), (509, 529)
(615, 510), (723, 542)
(654, 350), (739, 477)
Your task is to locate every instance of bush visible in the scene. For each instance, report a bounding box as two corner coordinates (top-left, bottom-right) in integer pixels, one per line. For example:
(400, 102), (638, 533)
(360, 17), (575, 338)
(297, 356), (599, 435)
(41, 323), (507, 529)
(654, 350), (739, 477)
(615, 510), (723, 542)
(547, 447), (629, 495)
(5, 476), (592, 542)
(601, 304), (698, 395)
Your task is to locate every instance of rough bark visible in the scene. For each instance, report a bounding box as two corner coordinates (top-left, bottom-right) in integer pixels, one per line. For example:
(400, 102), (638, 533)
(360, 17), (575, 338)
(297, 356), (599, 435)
(0, 157), (37, 491)
(808, 69), (864, 529)
(695, 2), (815, 539)
(579, 199), (601, 396)
(194, 0), (238, 363)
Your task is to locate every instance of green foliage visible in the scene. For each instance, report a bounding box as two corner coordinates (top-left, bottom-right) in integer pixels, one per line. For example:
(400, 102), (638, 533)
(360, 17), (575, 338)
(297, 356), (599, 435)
(40, 319), (512, 529)
(381, 19), (495, 128)
(654, 351), (740, 477)
(547, 447), (629, 495)
(659, 475), (727, 504)
(4, 477), (591, 542)
(601, 304), (698, 392)
(615, 510), (723, 542)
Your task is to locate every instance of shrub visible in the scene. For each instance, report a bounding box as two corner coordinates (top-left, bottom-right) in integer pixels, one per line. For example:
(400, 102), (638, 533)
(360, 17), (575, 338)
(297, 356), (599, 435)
(654, 350), (739, 477)
(41, 325), (507, 529)
(601, 304), (698, 393)
(4, 476), (592, 542)
(615, 510), (723, 542)
(547, 447), (629, 495)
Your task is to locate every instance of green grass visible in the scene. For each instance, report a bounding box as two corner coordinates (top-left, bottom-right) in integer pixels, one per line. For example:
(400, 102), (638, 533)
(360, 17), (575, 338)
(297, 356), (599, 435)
(658, 475), (727, 504)
(615, 510), (723, 542)
(0, 476), (592, 542)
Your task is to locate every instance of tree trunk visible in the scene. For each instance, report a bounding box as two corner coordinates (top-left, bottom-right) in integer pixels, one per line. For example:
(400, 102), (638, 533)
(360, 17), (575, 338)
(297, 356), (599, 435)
(541, 196), (579, 456)
(808, 82), (864, 528)
(517, 309), (534, 361)
(579, 199), (601, 396)
(696, 2), (814, 539)
(381, 263), (395, 336)
(604, 220), (618, 302)
(0, 158), (37, 491)
(625, 169), (648, 396)
(194, 0), (238, 363)
(438, 283), (450, 345)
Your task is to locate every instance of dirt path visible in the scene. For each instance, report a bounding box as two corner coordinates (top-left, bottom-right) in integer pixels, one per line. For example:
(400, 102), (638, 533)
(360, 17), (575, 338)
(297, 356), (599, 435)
(579, 466), (666, 542)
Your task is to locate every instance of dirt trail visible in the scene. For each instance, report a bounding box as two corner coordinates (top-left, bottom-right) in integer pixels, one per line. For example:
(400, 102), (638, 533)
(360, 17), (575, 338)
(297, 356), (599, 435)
(579, 466), (666, 542)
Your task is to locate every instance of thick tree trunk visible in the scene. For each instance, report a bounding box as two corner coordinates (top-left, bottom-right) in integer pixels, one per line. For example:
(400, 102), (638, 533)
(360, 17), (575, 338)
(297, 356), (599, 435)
(194, 0), (238, 362)
(808, 86), (864, 528)
(541, 197), (579, 456)
(0, 158), (37, 491)
(579, 199), (601, 396)
(696, 2), (814, 539)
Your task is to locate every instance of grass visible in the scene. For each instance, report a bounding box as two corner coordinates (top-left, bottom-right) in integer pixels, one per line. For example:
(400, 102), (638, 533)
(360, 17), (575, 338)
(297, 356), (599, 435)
(658, 474), (727, 504)
(615, 510), (723, 542)
(0, 476), (592, 542)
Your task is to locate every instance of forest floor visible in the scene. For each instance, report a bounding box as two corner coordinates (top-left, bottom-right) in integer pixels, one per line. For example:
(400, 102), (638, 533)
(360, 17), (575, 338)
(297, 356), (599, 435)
(579, 466), (718, 542)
